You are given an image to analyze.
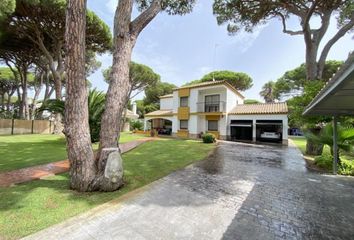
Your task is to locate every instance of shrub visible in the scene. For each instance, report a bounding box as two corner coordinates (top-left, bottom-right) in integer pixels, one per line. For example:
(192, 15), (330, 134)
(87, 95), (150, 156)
(130, 119), (143, 131)
(339, 159), (354, 176)
(314, 154), (332, 170)
(202, 133), (215, 143)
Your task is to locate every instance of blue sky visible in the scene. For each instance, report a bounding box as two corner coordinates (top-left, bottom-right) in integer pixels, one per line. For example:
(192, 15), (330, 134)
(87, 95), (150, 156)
(88, 0), (353, 101)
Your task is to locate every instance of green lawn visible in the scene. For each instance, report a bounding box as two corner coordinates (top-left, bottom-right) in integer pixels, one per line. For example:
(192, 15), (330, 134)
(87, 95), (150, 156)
(290, 136), (353, 161)
(0, 139), (215, 239)
(0, 132), (147, 172)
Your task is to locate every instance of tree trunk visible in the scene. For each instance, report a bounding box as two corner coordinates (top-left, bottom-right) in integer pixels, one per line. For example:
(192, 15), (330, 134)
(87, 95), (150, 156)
(65, 0), (97, 192)
(306, 140), (324, 155)
(6, 93), (11, 111)
(0, 94), (4, 111)
(18, 67), (29, 120)
(31, 85), (42, 120)
(23, 69), (30, 120)
(16, 87), (22, 118)
(52, 71), (63, 133)
(305, 128), (324, 155)
(304, 41), (319, 81)
(98, 0), (134, 153)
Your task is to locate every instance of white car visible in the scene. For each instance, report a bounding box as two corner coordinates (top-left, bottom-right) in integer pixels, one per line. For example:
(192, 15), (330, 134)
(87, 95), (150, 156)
(260, 132), (281, 139)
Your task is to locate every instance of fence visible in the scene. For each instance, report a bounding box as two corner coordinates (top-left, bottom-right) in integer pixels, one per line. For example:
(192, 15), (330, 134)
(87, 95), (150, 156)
(0, 119), (53, 135)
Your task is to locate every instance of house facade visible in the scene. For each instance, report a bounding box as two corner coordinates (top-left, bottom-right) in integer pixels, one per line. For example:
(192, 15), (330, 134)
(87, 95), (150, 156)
(144, 80), (289, 145)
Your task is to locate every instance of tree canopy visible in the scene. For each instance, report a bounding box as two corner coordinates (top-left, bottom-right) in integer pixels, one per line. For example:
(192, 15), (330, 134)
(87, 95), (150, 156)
(184, 70), (253, 91)
(0, 0), (15, 21)
(213, 0), (354, 80)
(102, 61), (160, 99)
(273, 60), (343, 100)
(143, 80), (176, 112)
(244, 99), (261, 104)
(4, 0), (112, 53)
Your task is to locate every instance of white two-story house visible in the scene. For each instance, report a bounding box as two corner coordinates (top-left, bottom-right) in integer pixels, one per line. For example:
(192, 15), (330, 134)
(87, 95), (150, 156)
(144, 80), (289, 145)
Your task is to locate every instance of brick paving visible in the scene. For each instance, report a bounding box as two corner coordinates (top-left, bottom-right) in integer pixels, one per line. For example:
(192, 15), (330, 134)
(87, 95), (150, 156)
(0, 138), (154, 187)
(24, 141), (354, 240)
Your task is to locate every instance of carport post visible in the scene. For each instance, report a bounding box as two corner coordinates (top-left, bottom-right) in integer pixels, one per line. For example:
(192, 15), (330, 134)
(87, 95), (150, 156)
(333, 116), (338, 175)
(143, 119), (147, 131)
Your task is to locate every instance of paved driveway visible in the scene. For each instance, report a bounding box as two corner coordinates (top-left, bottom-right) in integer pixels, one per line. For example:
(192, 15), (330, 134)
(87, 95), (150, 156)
(25, 141), (354, 240)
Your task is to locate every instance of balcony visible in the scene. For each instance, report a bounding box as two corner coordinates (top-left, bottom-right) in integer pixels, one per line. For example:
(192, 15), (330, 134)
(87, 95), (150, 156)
(197, 101), (226, 113)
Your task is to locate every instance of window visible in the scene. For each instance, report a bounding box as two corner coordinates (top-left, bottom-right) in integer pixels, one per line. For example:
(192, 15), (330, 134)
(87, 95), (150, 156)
(180, 97), (188, 107)
(180, 120), (188, 130)
(205, 95), (220, 112)
(205, 94), (220, 103)
(208, 120), (218, 131)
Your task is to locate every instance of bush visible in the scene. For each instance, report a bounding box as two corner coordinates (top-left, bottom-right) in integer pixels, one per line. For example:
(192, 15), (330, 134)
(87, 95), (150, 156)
(314, 154), (354, 176)
(202, 133), (215, 143)
(130, 119), (143, 131)
(314, 154), (333, 170)
(339, 159), (354, 176)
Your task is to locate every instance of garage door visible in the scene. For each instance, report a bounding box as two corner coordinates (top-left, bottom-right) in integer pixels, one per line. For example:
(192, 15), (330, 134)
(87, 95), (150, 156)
(230, 120), (253, 141)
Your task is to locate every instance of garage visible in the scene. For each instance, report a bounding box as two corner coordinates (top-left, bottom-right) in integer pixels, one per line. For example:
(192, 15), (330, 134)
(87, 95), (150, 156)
(230, 120), (253, 142)
(256, 120), (283, 143)
(228, 102), (289, 145)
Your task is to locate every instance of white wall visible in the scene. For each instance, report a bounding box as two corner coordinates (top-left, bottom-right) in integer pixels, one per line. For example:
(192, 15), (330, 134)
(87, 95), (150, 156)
(172, 91), (179, 113)
(226, 88), (244, 113)
(160, 97), (173, 110)
(189, 115), (198, 134)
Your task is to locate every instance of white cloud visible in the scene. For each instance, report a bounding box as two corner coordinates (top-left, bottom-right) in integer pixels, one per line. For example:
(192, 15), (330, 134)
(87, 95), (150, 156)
(226, 24), (269, 53)
(106, 0), (118, 13)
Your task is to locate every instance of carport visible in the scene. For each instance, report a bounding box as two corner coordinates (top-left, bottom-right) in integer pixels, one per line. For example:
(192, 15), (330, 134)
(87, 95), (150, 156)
(303, 52), (354, 174)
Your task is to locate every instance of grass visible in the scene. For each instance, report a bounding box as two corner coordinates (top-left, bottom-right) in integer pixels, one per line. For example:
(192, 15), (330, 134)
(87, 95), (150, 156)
(0, 138), (215, 239)
(119, 132), (147, 143)
(290, 136), (353, 161)
(290, 136), (353, 174)
(0, 132), (148, 172)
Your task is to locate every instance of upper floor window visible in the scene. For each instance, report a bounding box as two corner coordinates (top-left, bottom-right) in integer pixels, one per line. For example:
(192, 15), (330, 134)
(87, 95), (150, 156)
(205, 94), (220, 112)
(205, 94), (220, 103)
(180, 97), (188, 107)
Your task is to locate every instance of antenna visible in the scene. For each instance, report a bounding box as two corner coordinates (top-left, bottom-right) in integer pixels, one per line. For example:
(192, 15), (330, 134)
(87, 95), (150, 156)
(212, 44), (219, 81)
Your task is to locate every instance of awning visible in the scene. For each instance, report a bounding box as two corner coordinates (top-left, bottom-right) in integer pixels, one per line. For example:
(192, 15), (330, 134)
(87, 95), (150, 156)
(303, 52), (354, 175)
(303, 52), (354, 116)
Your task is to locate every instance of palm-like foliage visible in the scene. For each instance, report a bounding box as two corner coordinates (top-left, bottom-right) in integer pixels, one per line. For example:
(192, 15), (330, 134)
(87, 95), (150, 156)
(306, 123), (354, 160)
(260, 81), (276, 103)
(37, 89), (106, 143)
(87, 90), (105, 143)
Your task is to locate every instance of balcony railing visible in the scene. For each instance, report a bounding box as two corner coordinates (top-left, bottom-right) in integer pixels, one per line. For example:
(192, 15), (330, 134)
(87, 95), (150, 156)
(197, 101), (226, 113)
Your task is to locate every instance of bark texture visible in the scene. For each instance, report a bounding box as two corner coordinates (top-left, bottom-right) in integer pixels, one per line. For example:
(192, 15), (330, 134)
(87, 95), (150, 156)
(65, 0), (125, 192)
(98, 0), (161, 157)
(65, 0), (97, 191)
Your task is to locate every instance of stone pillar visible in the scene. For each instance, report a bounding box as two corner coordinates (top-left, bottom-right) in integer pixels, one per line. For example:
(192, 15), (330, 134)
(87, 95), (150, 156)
(144, 118), (148, 131)
(132, 102), (137, 115)
(252, 119), (256, 143)
(282, 117), (288, 145)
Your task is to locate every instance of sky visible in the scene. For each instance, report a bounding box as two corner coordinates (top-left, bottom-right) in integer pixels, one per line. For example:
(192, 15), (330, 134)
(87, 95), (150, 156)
(87, 0), (353, 102)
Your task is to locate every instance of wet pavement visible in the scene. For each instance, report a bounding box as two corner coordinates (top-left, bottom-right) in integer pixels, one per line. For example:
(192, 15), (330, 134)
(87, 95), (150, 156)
(24, 141), (354, 240)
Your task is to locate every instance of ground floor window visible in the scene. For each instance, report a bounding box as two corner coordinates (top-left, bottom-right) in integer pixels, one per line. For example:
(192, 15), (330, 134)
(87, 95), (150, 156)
(180, 120), (188, 129)
(208, 120), (218, 131)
